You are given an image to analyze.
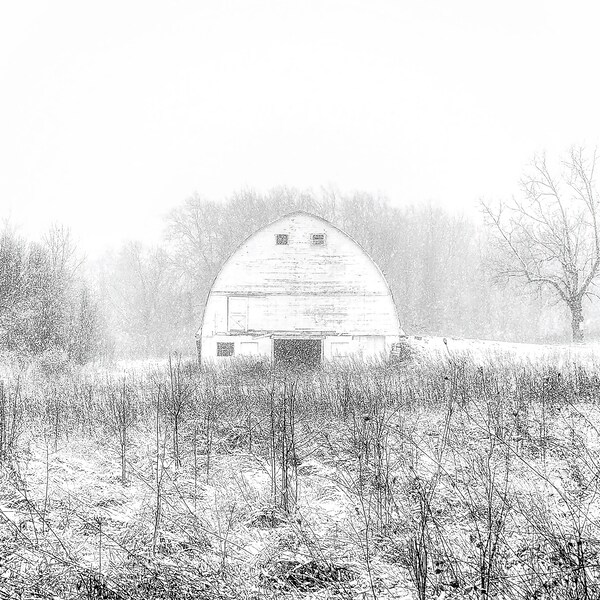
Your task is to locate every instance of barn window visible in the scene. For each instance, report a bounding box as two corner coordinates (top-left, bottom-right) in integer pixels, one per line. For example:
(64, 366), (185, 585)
(311, 233), (326, 245)
(217, 342), (234, 357)
(276, 234), (289, 245)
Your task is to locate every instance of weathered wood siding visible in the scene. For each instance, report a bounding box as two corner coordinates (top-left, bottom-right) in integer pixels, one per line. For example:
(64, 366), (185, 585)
(200, 212), (401, 358)
(210, 213), (391, 296)
(204, 294), (397, 336)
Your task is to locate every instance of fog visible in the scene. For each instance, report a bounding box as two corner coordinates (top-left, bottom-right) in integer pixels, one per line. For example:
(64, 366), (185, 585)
(2, 1), (600, 357)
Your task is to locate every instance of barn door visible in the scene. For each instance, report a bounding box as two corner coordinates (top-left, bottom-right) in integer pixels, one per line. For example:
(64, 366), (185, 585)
(273, 339), (322, 367)
(228, 296), (248, 331)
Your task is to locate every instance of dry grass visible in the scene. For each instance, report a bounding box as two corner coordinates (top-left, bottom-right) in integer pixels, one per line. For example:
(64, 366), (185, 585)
(2, 343), (600, 598)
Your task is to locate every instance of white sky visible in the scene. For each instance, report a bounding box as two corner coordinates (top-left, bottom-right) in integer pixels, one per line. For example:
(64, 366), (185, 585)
(1, 0), (600, 256)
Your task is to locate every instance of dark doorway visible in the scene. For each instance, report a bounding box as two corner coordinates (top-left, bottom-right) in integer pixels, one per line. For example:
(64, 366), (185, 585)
(273, 338), (322, 368)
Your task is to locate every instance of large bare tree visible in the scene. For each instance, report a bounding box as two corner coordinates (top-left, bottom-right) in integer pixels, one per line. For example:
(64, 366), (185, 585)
(482, 147), (600, 342)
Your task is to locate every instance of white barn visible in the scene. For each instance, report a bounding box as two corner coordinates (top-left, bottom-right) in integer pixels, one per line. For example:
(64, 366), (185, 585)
(197, 211), (402, 365)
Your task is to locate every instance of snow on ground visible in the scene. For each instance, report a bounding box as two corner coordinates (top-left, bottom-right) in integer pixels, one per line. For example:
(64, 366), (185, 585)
(404, 335), (600, 366)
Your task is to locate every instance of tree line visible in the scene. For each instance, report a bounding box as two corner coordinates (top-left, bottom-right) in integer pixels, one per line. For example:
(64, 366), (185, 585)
(101, 187), (575, 358)
(0, 224), (106, 362)
(2, 148), (599, 361)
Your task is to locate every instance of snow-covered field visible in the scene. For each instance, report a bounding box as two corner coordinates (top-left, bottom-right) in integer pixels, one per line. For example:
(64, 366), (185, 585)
(1, 341), (600, 598)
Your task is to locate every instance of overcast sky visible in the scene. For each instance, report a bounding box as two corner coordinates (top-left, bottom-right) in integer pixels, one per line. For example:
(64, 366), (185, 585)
(1, 1), (600, 256)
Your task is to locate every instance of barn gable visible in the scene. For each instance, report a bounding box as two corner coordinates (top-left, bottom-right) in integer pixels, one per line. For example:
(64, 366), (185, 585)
(198, 211), (402, 363)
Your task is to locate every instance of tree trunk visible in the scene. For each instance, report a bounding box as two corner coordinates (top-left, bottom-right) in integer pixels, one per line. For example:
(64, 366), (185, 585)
(570, 298), (584, 343)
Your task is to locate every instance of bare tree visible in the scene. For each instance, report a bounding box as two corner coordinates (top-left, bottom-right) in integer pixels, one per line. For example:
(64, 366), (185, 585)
(42, 224), (82, 283)
(482, 147), (600, 342)
(0, 223), (105, 358)
(109, 242), (188, 356)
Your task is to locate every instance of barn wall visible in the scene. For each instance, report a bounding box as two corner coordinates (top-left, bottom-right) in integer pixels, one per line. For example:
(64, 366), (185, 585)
(210, 213), (391, 296)
(202, 294), (398, 337)
(202, 334), (272, 360)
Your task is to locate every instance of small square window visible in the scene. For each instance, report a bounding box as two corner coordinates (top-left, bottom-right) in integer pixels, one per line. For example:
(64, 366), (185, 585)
(311, 233), (326, 245)
(276, 234), (289, 245)
(217, 342), (234, 357)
